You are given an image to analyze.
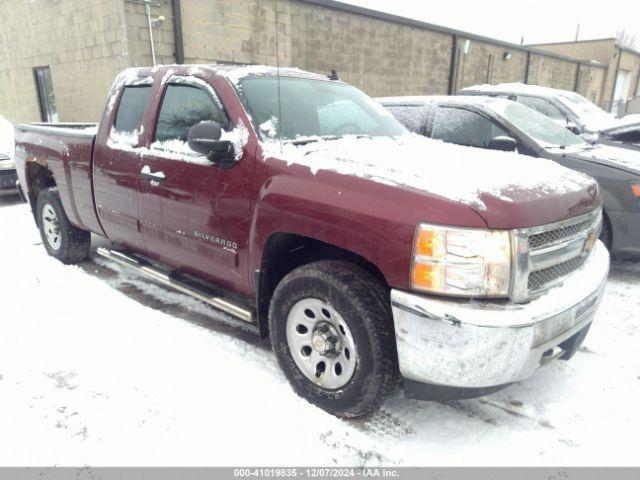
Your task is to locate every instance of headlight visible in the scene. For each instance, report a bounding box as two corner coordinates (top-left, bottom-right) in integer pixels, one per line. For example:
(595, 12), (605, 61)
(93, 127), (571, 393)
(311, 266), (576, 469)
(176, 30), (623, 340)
(411, 223), (512, 297)
(632, 182), (640, 200)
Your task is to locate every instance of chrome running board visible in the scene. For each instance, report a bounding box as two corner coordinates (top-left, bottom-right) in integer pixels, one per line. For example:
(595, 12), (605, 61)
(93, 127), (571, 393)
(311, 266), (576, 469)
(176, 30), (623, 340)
(96, 247), (254, 323)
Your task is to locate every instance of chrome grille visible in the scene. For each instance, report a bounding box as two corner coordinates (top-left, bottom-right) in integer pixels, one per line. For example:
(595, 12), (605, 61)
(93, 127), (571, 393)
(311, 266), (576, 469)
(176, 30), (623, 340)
(511, 208), (602, 302)
(528, 218), (594, 250)
(528, 256), (587, 291)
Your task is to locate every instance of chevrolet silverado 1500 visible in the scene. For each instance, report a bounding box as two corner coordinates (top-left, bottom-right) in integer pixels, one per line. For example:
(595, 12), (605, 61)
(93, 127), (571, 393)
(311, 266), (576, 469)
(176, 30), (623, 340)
(15, 65), (609, 417)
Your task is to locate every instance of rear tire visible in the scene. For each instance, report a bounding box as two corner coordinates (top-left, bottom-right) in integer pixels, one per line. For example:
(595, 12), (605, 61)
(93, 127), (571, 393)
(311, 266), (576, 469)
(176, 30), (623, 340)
(36, 187), (91, 264)
(269, 260), (399, 418)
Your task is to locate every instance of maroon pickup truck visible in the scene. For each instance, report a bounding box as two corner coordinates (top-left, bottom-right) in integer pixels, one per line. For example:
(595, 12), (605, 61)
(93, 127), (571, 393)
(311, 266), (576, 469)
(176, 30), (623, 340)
(15, 65), (609, 417)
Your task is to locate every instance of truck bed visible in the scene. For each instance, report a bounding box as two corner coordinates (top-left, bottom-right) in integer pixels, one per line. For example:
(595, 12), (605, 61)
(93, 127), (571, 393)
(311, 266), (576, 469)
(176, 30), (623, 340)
(14, 122), (104, 235)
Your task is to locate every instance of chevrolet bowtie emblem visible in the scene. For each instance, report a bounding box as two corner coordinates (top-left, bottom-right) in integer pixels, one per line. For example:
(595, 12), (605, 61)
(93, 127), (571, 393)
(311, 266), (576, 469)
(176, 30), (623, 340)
(583, 232), (598, 255)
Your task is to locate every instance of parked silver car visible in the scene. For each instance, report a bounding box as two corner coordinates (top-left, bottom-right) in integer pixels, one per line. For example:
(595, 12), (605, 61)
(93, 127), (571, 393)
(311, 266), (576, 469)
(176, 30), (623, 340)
(460, 83), (640, 148)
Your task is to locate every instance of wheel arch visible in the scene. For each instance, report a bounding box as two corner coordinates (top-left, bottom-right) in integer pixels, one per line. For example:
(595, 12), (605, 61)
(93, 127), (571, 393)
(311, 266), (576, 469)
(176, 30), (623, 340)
(255, 231), (389, 338)
(26, 162), (57, 220)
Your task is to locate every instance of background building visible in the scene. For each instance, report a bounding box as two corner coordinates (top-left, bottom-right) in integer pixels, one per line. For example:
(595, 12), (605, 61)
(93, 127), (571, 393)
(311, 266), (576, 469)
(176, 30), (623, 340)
(530, 38), (640, 114)
(0, 0), (635, 123)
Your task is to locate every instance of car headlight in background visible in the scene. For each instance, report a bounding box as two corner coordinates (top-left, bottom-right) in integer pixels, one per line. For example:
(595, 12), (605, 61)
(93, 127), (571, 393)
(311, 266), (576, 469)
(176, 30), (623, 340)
(411, 223), (512, 297)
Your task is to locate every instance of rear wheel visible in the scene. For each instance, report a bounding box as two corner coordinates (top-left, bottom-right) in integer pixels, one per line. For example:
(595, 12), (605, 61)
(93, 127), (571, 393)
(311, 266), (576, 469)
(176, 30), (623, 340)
(36, 187), (91, 264)
(269, 260), (399, 418)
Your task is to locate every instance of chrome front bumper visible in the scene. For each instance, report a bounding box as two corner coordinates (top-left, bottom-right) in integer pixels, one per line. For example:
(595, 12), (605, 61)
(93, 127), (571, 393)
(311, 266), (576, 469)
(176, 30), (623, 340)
(391, 241), (609, 389)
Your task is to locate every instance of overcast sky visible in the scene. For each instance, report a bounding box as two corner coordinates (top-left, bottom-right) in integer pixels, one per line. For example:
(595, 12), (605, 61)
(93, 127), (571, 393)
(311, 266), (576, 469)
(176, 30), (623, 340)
(340, 0), (640, 47)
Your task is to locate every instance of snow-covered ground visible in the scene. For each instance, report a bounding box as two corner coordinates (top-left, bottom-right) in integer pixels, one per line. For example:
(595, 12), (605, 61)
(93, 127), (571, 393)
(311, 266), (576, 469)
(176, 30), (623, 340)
(0, 194), (639, 466)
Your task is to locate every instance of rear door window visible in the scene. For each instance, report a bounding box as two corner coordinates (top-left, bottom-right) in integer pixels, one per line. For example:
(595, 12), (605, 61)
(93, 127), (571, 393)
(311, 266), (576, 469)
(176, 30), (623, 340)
(114, 86), (152, 133)
(431, 107), (509, 148)
(385, 105), (428, 134)
(155, 84), (228, 143)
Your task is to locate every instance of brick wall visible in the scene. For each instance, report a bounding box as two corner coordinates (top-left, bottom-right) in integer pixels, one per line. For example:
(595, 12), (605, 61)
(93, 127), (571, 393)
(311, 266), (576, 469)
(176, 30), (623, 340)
(0, 0), (129, 123)
(533, 39), (616, 65)
(527, 54), (579, 91)
(453, 39), (528, 91)
(123, 0), (176, 68)
(0, 0), (618, 123)
(289, 2), (452, 97)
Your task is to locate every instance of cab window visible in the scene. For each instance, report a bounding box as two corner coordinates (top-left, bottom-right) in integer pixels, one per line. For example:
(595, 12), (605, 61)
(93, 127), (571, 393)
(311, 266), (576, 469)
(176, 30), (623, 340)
(517, 96), (568, 122)
(114, 85), (152, 133)
(155, 84), (228, 142)
(431, 107), (509, 148)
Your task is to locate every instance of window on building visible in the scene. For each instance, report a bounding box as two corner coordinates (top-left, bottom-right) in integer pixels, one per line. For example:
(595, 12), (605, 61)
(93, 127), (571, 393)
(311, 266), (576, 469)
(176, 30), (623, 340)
(385, 105), (429, 134)
(114, 86), (152, 133)
(431, 107), (509, 148)
(33, 66), (58, 123)
(155, 84), (228, 142)
(517, 96), (568, 122)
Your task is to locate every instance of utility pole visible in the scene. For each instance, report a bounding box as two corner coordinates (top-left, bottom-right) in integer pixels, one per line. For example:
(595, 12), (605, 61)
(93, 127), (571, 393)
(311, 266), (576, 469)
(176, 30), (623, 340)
(575, 24), (581, 42)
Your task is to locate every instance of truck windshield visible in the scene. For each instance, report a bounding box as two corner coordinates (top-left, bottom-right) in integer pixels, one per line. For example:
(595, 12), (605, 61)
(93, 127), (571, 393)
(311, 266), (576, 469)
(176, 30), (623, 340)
(238, 76), (407, 142)
(490, 101), (586, 148)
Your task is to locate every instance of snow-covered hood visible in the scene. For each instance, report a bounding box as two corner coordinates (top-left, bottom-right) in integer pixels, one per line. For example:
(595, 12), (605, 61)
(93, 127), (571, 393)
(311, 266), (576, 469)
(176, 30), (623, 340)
(575, 144), (640, 176)
(263, 134), (599, 227)
(600, 114), (640, 137)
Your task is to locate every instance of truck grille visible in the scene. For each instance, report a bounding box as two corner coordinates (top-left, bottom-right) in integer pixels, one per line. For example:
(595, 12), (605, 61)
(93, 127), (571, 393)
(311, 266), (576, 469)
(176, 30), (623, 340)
(528, 256), (587, 291)
(511, 208), (602, 302)
(528, 218), (594, 250)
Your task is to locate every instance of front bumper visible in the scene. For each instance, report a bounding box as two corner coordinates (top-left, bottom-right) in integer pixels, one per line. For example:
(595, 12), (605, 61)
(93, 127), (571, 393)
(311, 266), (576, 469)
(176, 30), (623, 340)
(391, 241), (609, 393)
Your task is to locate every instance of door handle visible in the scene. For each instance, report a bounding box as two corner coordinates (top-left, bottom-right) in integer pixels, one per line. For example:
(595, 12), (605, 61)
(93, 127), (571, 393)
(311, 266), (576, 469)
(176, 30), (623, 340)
(140, 165), (165, 183)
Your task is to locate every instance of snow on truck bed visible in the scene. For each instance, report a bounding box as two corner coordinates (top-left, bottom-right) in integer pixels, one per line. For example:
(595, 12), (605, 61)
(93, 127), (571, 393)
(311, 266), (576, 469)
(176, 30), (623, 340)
(263, 134), (594, 210)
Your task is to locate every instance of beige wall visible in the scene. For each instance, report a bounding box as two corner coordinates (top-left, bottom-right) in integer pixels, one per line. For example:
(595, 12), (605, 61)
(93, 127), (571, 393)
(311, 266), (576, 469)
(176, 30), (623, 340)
(0, 0), (130, 123)
(533, 39), (616, 64)
(527, 54), (579, 91)
(0, 0), (616, 122)
(453, 39), (528, 91)
(123, 0), (176, 68)
(576, 64), (607, 105)
(179, 0), (453, 98)
(619, 50), (640, 99)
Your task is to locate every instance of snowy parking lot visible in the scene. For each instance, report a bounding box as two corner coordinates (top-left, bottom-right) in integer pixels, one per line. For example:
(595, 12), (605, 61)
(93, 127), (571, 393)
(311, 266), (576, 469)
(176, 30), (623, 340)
(0, 191), (639, 467)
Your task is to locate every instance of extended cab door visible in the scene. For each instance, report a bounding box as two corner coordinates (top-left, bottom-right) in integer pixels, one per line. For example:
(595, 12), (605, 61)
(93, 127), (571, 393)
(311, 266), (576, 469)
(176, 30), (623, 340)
(93, 80), (153, 249)
(136, 75), (254, 294)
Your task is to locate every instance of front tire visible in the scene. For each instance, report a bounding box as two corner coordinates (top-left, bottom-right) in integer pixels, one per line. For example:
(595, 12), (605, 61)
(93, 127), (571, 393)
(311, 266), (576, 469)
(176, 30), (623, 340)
(269, 261), (399, 418)
(36, 187), (91, 264)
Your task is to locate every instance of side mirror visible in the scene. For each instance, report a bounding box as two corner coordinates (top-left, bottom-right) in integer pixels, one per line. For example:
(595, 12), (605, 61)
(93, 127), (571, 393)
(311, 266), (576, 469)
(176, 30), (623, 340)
(566, 123), (582, 135)
(488, 136), (517, 152)
(188, 121), (235, 166)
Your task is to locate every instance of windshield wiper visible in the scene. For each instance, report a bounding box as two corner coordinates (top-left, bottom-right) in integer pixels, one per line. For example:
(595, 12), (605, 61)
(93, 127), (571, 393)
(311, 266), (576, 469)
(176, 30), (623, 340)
(288, 135), (341, 146)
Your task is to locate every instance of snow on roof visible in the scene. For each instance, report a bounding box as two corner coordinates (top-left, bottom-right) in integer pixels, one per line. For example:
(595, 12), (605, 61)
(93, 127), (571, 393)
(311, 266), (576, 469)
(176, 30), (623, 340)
(460, 82), (577, 99)
(377, 95), (512, 108)
(261, 133), (594, 211)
